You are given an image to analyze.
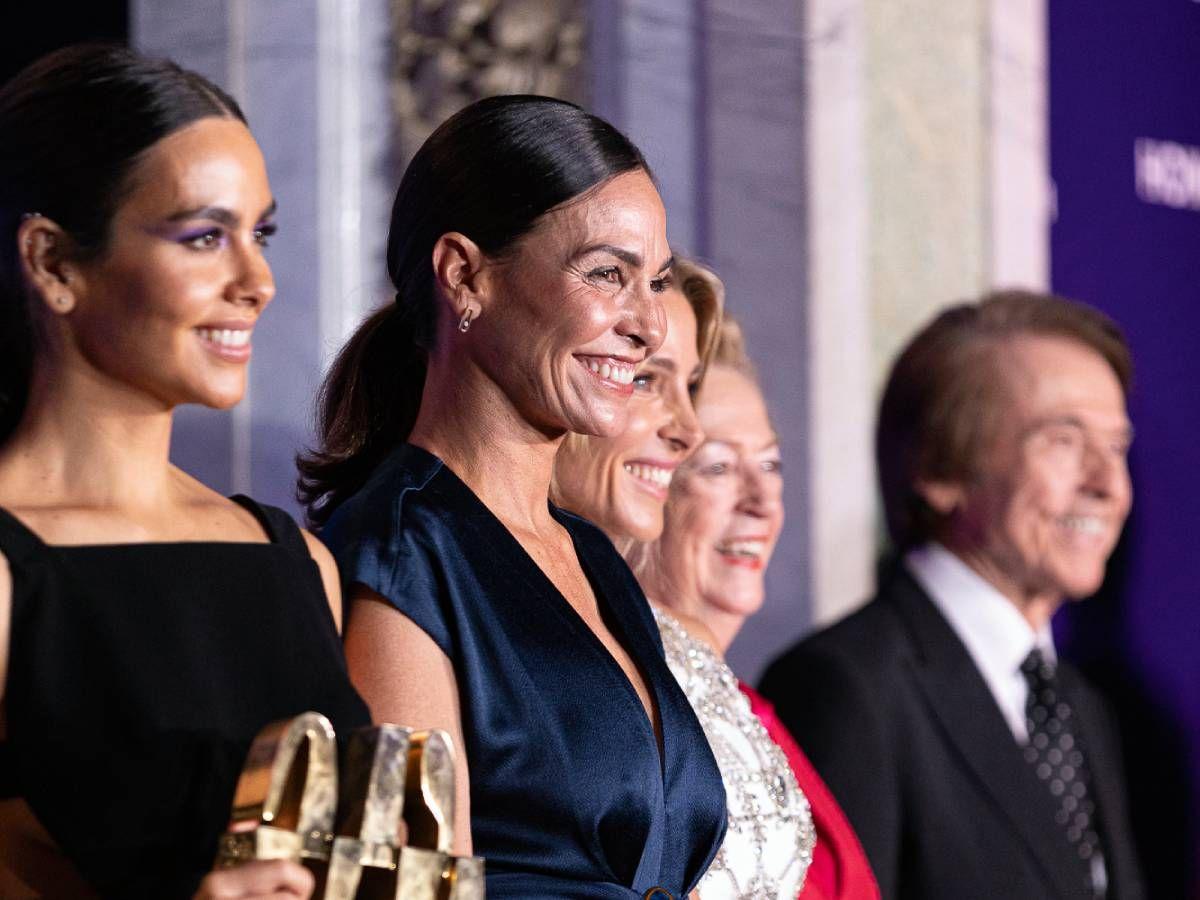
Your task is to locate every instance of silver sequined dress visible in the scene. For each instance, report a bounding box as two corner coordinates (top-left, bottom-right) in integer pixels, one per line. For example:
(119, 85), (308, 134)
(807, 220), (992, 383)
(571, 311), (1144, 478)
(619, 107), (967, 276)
(654, 605), (815, 900)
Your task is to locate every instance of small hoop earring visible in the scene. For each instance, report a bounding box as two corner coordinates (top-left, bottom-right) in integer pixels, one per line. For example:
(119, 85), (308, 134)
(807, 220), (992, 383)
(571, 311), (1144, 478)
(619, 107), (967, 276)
(457, 308), (476, 333)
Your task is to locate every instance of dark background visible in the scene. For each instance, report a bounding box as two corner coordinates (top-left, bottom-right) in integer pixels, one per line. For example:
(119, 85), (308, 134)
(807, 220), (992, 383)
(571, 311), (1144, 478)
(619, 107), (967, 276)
(0, 5), (128, 87)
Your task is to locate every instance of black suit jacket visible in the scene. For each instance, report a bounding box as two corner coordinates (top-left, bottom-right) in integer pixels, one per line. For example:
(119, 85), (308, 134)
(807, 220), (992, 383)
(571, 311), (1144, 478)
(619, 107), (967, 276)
(759, 565), (1146, 900)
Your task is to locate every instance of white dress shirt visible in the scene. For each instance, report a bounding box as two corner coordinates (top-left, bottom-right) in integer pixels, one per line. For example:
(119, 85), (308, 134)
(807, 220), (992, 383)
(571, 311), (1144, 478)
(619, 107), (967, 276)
(905, 542), (1056, 744)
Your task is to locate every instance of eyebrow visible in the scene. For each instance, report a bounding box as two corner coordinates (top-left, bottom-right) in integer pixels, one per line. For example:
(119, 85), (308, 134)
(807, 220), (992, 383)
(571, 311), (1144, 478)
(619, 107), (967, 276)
(166, 199), (278, 226)
(1031, 414), (1135, 442)
(576, 243), (674, 273)
(703, 437), (781, 453)
(644, 356), (677, 373)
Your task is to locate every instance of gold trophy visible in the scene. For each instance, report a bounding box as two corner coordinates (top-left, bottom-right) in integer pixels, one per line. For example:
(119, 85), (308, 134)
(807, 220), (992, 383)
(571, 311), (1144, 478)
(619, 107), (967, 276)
(217, 715), (485, 899)
(439, 854), (485, 900)
(214, 711), (339, 880)
(323, 724), (413, 900)
(395, 730), (484, 900)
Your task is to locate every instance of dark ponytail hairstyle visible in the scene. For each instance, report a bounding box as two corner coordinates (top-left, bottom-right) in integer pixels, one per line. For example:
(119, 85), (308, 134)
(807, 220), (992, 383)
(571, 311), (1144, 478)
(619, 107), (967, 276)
(298, 95), (650, 525)
(0, 43), (245, 442)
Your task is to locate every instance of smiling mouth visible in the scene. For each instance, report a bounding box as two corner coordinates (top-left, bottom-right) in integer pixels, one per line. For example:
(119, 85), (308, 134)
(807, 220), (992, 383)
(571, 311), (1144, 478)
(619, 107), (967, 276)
(578, 355), (636, 387)
(1059, 515), (1106, 537)
(624, 462), (674, 497)
(714, 538), (768, 569)
(197, 328), (251, 348)
(196, 327), (253, 361)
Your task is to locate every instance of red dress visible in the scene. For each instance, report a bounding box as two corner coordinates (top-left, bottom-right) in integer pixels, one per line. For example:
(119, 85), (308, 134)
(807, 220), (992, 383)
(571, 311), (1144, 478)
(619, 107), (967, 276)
(740, 683), (880, 900)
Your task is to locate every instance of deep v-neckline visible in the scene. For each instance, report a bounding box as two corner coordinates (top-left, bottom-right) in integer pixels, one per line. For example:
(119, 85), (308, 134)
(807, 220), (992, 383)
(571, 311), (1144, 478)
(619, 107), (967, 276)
(432, 454), (666, 759)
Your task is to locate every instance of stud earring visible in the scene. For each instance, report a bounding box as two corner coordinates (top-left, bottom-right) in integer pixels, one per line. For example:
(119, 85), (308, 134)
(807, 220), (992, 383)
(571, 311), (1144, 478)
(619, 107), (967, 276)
(56, 296), (70, 307)
(457, 308), (476, 333)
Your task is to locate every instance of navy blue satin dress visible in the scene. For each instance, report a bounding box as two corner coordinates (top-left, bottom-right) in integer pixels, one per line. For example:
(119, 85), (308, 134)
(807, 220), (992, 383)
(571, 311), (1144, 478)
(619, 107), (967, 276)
(324, 444), (726, 898)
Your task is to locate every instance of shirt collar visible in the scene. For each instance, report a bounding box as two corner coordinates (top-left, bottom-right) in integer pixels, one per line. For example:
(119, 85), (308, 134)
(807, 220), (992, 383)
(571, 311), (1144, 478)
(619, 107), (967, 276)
(905, 542), (1056, 684)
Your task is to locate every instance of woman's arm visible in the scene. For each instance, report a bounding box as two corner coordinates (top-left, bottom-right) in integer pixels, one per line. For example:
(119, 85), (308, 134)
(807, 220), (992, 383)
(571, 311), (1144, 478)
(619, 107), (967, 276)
(300, 531), (344, 633)
(342, 587), (472, 855)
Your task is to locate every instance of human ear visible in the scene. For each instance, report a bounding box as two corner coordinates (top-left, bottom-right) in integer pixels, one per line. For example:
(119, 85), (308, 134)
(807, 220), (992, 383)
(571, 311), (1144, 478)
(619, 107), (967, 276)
(915, 478), (967, 516)
(17, 215), (79, 315)
(431, 231), (488, 330)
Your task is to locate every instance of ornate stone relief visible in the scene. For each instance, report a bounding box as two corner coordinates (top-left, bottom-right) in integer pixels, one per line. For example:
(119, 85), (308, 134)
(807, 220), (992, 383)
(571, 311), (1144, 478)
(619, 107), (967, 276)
(390, 0), (587, 160)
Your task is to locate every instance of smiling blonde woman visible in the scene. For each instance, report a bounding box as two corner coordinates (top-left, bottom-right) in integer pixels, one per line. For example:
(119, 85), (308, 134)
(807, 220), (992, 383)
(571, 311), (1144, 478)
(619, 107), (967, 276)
(637, 314), (876, 900)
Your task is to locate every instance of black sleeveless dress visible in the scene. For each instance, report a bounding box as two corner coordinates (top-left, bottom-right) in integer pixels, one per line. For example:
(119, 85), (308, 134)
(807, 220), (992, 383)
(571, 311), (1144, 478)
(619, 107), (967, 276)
(0, 497), (370, 898)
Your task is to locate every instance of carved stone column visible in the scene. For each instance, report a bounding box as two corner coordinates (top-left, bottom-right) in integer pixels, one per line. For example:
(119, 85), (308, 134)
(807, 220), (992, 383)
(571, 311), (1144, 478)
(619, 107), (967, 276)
(389, 0), (586, 161)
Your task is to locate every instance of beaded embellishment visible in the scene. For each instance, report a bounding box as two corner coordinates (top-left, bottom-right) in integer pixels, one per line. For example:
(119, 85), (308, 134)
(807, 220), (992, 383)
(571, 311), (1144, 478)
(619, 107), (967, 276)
(654, 606), (815, 900)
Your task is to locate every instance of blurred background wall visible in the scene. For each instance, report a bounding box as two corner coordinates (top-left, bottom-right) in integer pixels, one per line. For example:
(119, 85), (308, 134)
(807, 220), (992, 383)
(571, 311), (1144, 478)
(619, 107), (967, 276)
(2, 1), (1196, 892)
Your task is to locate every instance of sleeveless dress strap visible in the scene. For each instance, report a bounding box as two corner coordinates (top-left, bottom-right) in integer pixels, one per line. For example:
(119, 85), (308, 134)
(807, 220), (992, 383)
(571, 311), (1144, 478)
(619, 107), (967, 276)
(229, 495), (310, 559)
(0, 507), (37, 798)
(0, 504), (45, 567)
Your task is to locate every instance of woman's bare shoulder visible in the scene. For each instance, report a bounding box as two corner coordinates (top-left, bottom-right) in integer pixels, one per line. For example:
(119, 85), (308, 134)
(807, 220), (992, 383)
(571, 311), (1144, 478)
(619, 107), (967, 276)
(169, 467), (271, 542)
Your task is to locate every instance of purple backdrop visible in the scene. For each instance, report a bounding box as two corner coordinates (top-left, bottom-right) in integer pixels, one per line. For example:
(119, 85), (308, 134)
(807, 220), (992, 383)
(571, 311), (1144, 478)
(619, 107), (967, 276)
(1049, 1), (1200, 894)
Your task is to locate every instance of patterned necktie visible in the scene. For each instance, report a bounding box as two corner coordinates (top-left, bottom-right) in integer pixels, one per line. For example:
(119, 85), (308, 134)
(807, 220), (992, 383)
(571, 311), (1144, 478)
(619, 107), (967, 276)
(1020, 648), (1108, 897)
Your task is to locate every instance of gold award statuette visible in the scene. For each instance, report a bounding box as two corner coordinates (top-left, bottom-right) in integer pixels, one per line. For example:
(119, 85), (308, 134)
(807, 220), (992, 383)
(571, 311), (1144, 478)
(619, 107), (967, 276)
(395, 848), (485, 900)
(215, 711), (338, 878)
(323, 724), (414, 900)
(395, 730), (484, 900)
(441, 854), (484, 900)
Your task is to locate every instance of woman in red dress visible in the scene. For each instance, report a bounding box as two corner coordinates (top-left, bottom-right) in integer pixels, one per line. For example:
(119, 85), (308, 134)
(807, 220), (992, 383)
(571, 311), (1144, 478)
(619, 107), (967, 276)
(632, 311), (880, 900)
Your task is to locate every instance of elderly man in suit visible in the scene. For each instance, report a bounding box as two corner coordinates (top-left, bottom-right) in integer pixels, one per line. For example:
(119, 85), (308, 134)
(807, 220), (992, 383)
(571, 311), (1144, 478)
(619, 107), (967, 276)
(761, 291), (1146, 899)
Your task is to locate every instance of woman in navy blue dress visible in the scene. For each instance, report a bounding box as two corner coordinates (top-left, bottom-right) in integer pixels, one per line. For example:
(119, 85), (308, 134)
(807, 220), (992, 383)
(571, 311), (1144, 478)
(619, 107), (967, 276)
(299, 96), (726, 898)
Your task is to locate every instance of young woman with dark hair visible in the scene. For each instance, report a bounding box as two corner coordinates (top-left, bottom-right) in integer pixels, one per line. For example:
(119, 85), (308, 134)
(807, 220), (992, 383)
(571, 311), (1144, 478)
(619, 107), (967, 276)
(306, 95), (727, 898)
(0, 44), (367, 898)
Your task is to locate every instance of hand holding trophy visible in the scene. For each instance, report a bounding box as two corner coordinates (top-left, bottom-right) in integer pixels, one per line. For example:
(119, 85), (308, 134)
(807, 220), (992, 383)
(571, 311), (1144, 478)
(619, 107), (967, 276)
(216, 713), (485, 899)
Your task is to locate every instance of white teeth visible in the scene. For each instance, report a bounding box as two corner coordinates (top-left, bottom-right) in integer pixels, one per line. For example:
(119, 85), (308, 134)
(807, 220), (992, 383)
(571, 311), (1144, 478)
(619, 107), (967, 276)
(198, 327), (251, 348)
(584, 358), (635, 384)
(623, 462), (673, 488)
(715, 539), (766, 559)
(1061, 515), (1104, 535)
